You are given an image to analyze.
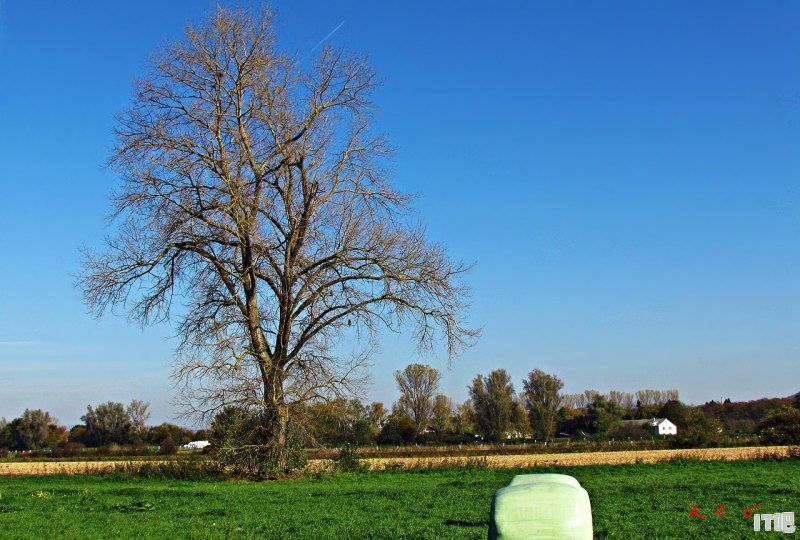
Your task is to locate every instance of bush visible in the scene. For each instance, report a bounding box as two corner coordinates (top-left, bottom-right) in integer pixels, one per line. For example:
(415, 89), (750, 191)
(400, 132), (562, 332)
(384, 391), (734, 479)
(674, 409), (722, 448)
(759, 406), (800, 444)
(209, 407), (307, 477)
(131, 439), (149, 455)
(112, 460), (226, 480)
(52, 442), (85, 458)
(332, 444), (367, 472)
(214, 439), (307, 478)
(159, 438), (179, 455)
(378, 412), (417, 445)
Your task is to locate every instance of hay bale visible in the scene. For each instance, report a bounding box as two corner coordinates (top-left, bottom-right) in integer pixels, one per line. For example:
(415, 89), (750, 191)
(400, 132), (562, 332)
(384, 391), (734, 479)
(489, 474), (592, 539)
(508, 473), (580, 488)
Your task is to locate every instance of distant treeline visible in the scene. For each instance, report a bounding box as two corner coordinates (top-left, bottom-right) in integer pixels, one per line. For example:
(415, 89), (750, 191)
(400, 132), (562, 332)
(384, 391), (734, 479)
(0, 401), (208, 455)
(2, 365), (799, 454)
(296, 365), (797, 449)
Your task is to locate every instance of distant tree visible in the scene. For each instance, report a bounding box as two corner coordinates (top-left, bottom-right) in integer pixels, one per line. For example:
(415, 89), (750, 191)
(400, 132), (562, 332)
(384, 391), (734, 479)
(658, 400), (690, 427)
(395, 364), (441, 433)
(431, 395), (453, 433)
(48, 424), (69, 447)
(675, 409), (721, 448)
(194, 429), (212, 441)
(16, 409), (57, 450)
(583, 390), (600, 407)
(635, 401), (661, 420)
(759, 406), (800, 444)
(522, 369), (563, 441)
(126, 400), (151, 438)
(306, 398), (375, 446)
(586, 396), (624, 435)
(793, 393), (800, 411)
(378, 410), (417, 445)
(607, 390), (634, 411)
(368, 402), (388, 433)
(699, 396), (791, 434)
(559, 393), (585, 409)
(635, 389), (678, 407)
(510, 399), (529, 438)
(469, 369), (516, 441)
(67, 425), (89, 445)
(561, 390), (601, 410)
(556, 406), (587, 437)
(0, 419), (21, 450)
(0, 418), (8, 449)
(146, 423), (195, 445)
(451, 401), (476, 435)
(81, 402), (134, 446)
(349, 417), (375, 446)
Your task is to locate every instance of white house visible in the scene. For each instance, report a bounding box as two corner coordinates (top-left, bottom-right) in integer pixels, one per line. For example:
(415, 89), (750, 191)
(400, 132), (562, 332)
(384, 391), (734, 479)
(645, 418), (677, 435)
(619, 417), (677, 436)
(183, 440), (211, 450)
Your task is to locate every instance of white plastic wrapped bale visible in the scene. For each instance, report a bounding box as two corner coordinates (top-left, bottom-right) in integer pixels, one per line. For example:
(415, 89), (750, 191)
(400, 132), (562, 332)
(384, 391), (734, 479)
(507, 474), (581, 489)
(488, 474), (593, 539)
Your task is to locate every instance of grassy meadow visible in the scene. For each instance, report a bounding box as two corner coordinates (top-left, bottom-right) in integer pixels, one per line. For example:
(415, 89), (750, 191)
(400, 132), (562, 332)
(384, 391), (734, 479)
(0, 460), (797, 539)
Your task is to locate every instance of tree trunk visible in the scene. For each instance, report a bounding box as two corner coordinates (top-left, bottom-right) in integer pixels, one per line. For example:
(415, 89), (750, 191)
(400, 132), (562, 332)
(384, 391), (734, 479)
(262, 365), (289, 470)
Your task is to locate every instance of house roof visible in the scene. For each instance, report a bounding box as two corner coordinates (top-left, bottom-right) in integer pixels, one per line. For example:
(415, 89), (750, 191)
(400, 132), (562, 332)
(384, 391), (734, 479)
(620, 418), (674, 427)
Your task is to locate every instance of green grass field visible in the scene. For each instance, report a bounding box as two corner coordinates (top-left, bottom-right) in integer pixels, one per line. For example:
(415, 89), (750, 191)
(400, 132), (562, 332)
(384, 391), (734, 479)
(1, 460), (797, 539)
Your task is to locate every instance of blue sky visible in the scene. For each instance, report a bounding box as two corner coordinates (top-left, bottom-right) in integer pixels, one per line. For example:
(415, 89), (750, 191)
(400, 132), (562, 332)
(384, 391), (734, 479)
(2, 1), (800, 426)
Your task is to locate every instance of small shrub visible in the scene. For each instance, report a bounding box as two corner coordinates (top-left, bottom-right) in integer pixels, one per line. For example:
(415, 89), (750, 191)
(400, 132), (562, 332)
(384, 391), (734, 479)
(52, 441), (85, 458)
(112, 460), (226, 480)
(159, 438), (179, 455)
(107, 443), (123, 454)
(214, 439), (308, 478)
(131, 439), (148, 454)
(332, 444), (367, 472)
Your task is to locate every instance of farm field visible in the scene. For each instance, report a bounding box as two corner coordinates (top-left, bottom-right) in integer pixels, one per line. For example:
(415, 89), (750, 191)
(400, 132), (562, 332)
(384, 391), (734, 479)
(1, 460), (798, 539)
(0, 445), (793, 476)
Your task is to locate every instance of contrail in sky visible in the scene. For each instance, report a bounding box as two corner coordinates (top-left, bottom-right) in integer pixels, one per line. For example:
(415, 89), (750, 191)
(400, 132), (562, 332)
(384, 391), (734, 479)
(311, 20), (346, 52)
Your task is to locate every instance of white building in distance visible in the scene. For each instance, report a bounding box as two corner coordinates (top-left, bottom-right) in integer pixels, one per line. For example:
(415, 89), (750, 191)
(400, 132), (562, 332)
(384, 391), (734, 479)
(620, 418), (677, 436)
(183, 440), (211, 450)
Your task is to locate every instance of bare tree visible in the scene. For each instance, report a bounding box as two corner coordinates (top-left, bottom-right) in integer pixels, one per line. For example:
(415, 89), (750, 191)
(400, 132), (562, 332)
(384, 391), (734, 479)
(126, 400), (151, 437)
(607, 390), (634, 411)
(583, 389), (600, 406)
(635, 389), (678, 407)
(559, 393), (585, 409)
(79, 7), (475, 469)
(395, 363), (442, 433)
(522, 369), (563, 441)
